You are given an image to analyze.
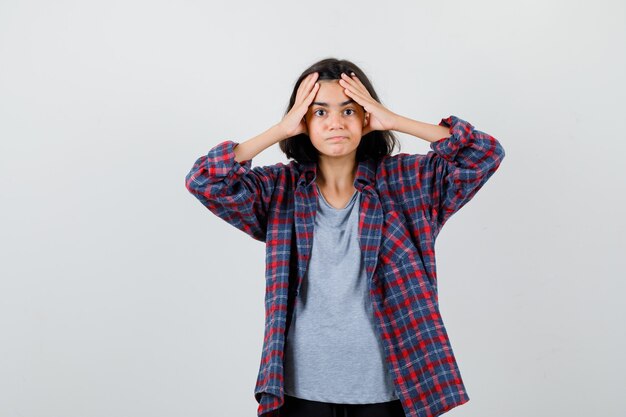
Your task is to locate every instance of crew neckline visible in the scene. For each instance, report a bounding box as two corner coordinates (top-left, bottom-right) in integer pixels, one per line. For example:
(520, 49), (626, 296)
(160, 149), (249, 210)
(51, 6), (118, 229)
(315, 183), (359, 211)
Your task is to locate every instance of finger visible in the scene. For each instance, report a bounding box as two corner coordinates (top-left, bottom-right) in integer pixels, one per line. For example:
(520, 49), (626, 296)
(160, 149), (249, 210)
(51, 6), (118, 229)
(302, 81), (319, 108)
(344, 72), (372, 99)
(352, 76), (371, 99)
(349, 72), (367, 89)
(342, 88), (368, 113)
(304, 72), (318, 91)
(306, 81), (320, 102)
(300, 82), (319, 122)
(342, 84), (371, 108)
(339, 72), (358, 88)
(339, 73), (368, 98)
(296, 72), (318, 103)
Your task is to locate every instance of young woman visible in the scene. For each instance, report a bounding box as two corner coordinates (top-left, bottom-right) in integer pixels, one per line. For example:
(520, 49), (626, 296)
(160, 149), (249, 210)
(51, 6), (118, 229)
(185, 58), (506, 417)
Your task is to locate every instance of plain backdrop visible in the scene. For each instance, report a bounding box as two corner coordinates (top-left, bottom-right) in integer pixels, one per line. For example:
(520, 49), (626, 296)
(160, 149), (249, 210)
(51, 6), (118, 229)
(1, 0), (624, 416)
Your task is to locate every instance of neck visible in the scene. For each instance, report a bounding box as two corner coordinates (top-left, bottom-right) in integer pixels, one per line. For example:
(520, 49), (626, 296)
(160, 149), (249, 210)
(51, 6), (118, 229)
(316, 154), (358, 192)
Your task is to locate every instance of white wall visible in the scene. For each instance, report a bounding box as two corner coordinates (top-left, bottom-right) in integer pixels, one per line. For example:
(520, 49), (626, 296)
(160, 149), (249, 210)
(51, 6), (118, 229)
(1, 0), (624, 416)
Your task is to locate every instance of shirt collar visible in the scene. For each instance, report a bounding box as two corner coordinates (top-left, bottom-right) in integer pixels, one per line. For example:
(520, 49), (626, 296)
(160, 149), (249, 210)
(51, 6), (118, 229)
(297, 158), (378, 192)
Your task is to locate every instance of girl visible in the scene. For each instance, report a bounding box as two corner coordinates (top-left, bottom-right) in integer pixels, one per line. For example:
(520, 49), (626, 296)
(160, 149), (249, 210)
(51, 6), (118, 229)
(185, 58), (505, 417)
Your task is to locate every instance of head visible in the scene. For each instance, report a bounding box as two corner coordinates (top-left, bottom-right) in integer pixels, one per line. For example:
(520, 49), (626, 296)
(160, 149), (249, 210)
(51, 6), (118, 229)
(279, 58), (400, 164)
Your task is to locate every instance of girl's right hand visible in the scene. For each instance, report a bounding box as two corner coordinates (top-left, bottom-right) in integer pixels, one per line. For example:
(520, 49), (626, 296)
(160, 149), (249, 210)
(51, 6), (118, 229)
(277, 72), (320, 139)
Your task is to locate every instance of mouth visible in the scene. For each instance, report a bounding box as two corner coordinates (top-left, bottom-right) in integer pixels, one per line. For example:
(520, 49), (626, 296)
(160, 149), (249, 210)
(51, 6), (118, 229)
(327, 136), (348, 141)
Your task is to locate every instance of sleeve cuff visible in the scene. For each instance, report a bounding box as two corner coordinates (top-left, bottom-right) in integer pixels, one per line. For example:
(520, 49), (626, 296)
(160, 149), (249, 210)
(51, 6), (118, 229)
(205, 140), (252, 182)
(429, 115), (475, 163)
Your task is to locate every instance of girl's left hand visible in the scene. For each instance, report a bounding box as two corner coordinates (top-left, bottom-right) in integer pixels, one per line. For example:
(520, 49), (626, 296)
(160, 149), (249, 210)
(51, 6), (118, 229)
(339, 72), (399, 136)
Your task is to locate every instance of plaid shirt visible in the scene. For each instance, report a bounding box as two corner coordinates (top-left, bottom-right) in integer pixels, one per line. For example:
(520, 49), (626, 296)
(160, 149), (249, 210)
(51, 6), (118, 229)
(185, 115), (505, 417)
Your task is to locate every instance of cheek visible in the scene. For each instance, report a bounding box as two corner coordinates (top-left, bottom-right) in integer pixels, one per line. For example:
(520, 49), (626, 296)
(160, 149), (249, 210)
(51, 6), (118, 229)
(307, 119), (322, 133)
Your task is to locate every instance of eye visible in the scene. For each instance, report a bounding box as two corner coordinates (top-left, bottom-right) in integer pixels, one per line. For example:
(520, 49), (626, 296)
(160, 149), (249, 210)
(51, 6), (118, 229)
(313, 108), (356, 117)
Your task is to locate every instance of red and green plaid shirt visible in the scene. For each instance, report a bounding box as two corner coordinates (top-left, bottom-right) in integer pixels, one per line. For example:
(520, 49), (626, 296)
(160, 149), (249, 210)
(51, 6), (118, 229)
(185, 115), (505, 417)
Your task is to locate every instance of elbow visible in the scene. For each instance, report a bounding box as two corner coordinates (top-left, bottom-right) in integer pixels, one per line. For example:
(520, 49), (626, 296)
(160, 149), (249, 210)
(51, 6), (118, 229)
(484, 132), (505, 164)
(184, 170), (200, 195)
(494, 138), (506, 163)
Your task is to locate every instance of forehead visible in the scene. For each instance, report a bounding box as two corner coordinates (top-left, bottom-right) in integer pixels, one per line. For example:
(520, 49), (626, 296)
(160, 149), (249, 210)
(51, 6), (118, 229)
(311, 80), (351, 105)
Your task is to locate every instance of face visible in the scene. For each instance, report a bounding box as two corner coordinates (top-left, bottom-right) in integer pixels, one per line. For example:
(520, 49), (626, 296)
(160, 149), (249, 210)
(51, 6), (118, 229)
(304, 80), (367, 161)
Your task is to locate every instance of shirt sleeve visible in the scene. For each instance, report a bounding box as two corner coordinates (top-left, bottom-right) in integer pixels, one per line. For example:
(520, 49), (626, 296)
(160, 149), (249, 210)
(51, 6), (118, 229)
(184, 140), (284, 243)
(397, 115), (506, 237)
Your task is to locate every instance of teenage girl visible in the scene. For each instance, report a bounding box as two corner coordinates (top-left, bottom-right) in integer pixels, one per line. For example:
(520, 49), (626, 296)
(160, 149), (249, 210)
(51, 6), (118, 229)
(186, 57), (505, 417)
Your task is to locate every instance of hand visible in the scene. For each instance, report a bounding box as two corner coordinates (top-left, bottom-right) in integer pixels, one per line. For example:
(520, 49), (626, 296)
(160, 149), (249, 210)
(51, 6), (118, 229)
(339, 72), (399, 136)
(277, 72), (320, 139)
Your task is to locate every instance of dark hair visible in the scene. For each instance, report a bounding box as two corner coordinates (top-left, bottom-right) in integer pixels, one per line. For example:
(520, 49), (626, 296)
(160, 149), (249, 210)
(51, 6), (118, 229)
(278, 58), (400, 163)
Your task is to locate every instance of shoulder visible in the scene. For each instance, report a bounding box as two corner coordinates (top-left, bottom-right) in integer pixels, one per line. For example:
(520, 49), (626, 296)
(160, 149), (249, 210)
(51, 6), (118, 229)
(247, 159), (307, 188)
(372, 153), (432, 201)
(377, 152), (426, 179)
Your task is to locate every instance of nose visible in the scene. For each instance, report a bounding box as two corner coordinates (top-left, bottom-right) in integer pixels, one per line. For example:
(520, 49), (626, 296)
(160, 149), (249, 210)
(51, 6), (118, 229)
(327, 112), (345, 130)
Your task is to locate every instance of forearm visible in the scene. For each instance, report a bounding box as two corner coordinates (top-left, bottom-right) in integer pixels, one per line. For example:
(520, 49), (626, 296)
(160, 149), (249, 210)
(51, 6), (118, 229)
(233, 124), (288, 163)
(392, 114), (451, 143)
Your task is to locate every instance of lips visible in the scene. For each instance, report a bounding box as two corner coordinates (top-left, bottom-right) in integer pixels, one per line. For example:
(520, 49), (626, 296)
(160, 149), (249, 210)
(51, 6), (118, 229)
(327, 136), (347, 140)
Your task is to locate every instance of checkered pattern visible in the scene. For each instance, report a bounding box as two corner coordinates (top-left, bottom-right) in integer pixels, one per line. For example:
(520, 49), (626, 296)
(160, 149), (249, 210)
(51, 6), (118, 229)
(185, 115), (505, 417)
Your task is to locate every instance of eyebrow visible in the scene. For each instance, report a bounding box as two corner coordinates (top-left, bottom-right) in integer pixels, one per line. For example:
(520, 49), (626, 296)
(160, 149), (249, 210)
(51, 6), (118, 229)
(310, 99), (356, 107)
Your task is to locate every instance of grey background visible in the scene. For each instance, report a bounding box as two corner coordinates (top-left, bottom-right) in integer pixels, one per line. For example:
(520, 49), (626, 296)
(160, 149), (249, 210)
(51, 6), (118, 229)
(1, 0), (624, 416)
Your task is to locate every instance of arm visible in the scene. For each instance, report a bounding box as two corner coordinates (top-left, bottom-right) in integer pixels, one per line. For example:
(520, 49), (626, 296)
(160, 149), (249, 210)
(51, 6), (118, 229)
(233, 124), (288, 163)
(394, 115), (506, 237)
(392, 114), (453, 143)
(185, 72), (320, 241)
(184, 124), (289, 242)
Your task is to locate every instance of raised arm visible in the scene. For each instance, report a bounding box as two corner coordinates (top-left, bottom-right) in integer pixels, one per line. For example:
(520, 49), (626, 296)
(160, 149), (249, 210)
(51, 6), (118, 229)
(184, 129), (286, 242)
(393, 115), (506, 237)
(232, 124), (287, 163)
(334, 74), (505, 237)
(185, 72), (322, 242)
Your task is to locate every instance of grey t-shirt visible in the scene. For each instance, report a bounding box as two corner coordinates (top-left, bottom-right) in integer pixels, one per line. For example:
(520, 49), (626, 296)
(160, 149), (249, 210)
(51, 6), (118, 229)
(283, 183), (398, 403)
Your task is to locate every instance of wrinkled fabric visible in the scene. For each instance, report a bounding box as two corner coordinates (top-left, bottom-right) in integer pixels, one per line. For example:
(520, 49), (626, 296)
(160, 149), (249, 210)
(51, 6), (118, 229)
(185, 115), (506, 417)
